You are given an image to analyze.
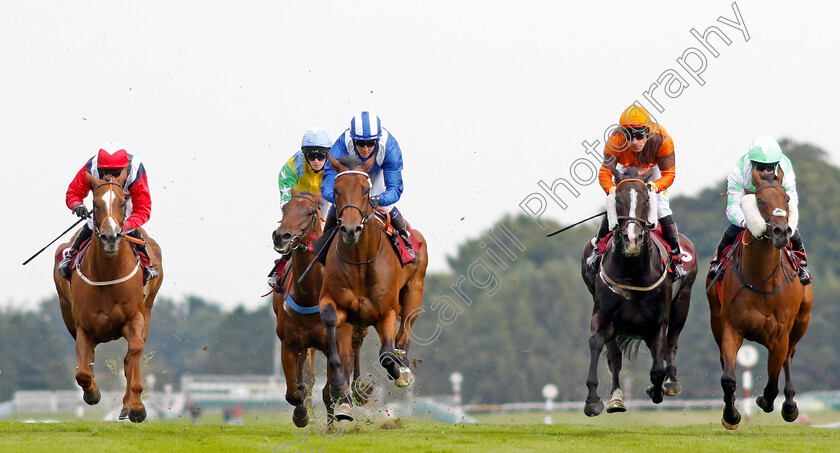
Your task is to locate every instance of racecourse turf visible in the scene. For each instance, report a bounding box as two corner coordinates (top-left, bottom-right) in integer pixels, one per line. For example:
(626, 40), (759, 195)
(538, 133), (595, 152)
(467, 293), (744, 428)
(2, 413), (839, 453)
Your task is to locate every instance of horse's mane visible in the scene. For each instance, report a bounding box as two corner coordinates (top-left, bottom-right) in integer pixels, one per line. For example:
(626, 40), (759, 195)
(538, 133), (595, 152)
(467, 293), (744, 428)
(338, 155), (363, 169)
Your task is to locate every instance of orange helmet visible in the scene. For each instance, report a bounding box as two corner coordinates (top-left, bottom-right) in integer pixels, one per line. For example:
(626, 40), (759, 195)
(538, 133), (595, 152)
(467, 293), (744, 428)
(619, 105), (655, 132)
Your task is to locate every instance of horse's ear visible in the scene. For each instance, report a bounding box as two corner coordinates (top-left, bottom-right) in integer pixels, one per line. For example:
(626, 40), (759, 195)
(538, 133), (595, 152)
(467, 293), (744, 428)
(750, 167), (761, 186)
(775, 166), (785, 183)
(610, 166), (622, 183)
(360, 155), (375, 173)
(329, 156), (345, 173)
(291, 187), (299, 196)
(311, 192), (322, 204)
(116, 167), (128, 186)
(85, 172), (98, 187)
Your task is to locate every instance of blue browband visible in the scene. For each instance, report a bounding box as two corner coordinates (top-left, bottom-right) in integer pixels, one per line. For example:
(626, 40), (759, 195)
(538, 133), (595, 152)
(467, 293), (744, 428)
(285, 292), (320, 315)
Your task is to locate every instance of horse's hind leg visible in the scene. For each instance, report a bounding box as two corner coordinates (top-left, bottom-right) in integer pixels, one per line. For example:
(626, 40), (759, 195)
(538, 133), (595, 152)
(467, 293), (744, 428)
(757, 338), (789, 414)
(664, 292), (690, 397)
(605, 340), (625, 413)
(645, 324), (667, 404)
(74, 329), (100, 405)
(584, 314), (608, 417)
(121, 315), (148, 423)
(351, 327), (374, 405)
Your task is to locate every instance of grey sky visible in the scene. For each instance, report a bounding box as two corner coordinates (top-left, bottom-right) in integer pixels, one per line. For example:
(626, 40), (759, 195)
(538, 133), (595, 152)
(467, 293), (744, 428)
(2, 1), (838, 310)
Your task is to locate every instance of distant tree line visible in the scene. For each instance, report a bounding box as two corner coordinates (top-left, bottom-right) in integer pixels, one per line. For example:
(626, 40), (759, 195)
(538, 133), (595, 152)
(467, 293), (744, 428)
(1, 139), (838, 406)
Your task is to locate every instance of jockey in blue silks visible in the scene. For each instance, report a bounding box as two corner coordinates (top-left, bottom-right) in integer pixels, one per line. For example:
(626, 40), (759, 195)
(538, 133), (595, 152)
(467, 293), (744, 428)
(321, 111), (417, 262)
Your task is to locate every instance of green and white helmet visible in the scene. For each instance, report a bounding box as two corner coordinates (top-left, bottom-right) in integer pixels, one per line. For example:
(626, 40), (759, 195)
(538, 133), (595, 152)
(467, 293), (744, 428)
(747, 136), (784, 164)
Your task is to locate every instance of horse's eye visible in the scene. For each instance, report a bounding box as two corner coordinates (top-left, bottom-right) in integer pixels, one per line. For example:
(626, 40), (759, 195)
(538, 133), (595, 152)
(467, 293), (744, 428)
(785, 195), (790, 203)
(757, 198), (765, 206)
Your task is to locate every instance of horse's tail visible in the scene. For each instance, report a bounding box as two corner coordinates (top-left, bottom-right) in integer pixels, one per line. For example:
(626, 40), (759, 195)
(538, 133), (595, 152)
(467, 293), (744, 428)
(614, 336), (643, 360)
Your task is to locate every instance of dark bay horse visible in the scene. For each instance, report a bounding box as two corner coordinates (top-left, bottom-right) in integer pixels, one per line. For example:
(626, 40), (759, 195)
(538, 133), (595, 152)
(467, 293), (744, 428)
(581, 166), (697, 416)
(52, 170), (163, 422)
(707, 169), (813, 430)
(271, 189), (368, 427)
(319, 155), (428, 420)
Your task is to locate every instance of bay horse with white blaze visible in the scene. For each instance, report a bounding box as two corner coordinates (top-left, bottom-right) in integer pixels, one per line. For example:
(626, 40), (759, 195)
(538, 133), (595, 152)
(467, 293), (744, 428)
(271, 189), (368, 427)
(52, 169), (163, 423)
(319, 155), (428, 420)
(581, 166), (697, 416)
(707, 168), (813, 430)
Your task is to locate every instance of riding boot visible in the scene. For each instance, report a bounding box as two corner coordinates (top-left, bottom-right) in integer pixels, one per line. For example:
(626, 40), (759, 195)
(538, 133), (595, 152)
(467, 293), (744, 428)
(790, 229), (811, 285)
(59, 224), (93, 279)
(708, 224), (743, 280)
(126, 229), (158, 283)
(390, 213), (417, 263)
(660, 215), (687, 281)
(586, 216), (611, 274)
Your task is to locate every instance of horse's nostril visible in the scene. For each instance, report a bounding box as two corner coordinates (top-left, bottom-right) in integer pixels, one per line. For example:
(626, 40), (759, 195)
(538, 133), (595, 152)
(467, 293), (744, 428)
(282, 233), (292, 241)
(355, 226), (363, 235)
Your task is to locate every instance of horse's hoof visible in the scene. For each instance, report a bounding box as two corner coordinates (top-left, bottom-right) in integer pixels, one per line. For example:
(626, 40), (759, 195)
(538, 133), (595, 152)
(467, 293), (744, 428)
(329, 384), (349, 401)
(782, 401), (799, 422)
(721, 416), (740, 430)
(646, 385), (664, 404)
(663, 378), (682, 397)
(584, 400), (604, 417)
(606, 399), (626, 413)
(395, 367), (414, 387)
(334, 403), (354, 422)
(293, 406), (309, 428)
(83, 389), (101, 405)
(756, 395), (774, 413)
(129, 408), (146, 423)
(119, 407), (130, 420)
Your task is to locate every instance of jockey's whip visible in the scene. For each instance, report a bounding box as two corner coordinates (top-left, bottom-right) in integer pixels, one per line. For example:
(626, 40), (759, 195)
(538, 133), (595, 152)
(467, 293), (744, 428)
(297, 225), (340, 284)
(22, 217), (86, 265)
(546, 211), (607, 237)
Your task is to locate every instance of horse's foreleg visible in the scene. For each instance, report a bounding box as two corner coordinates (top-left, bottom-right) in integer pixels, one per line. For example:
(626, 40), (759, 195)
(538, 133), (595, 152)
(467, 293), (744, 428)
(719, 327), (743, 430)
(375, 310), (412, 387)
(74, 329), (100, 406)
(320, 300), (349, 402)
(122, 315), (147, 423)
(645, 324), (668, 404)
(584, 315), (608, 417)
(757, 337), (788, 414)
(781, 295), (811, 423)
(605, 340), (625, 413)
(781, 356), (799, 422)
(281, 341), (307, 427)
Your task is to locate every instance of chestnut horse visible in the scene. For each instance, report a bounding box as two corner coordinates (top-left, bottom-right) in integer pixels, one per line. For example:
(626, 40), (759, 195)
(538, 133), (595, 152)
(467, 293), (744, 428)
(52, 170), (163, 423)
(581, 166), (697, 416)
(271, 190), (368, 427)
(319, 155), (428, 420)
(707, 169), (813, 430)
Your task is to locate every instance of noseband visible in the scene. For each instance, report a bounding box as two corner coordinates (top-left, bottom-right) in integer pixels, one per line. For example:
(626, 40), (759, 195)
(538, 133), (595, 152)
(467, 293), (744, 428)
(92, 181), (126, 239)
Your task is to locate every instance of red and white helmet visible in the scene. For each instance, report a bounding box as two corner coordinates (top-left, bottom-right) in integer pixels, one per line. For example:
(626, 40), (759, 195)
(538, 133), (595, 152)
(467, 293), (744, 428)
(97, 141), (129, 169)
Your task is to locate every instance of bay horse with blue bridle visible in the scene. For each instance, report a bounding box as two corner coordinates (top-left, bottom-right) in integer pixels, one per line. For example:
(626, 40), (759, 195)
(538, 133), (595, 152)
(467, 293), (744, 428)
(707, 168), (813, 430)
(271, 189), (369, 427)
(581, 165), (697, 416)
(319, 155), (428, 420)
(52, 169), (163, 422)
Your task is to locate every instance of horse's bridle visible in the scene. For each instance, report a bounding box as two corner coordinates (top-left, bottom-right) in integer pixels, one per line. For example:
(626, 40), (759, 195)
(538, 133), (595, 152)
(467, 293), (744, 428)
(614, 178), (655, 232)
(334, 170), (382, 265)
(746, 183), (789, 241)
(281, 194), (320, 251)
(92, 181), (126, 239)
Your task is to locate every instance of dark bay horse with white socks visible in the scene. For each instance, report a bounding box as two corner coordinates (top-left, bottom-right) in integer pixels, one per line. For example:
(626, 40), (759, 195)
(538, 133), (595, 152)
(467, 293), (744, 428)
(52, 170), (163, 423)
(319, 155), (428, 420)
(581, 166), (697, 416)
(271, 189), (368, 427)
(707, 168), (813, 430)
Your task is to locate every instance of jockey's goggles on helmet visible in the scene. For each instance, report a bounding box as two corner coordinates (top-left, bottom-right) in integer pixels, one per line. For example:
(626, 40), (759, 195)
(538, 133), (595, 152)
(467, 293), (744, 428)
(354, 139), (378, 148)
(98, 167), (124, 178)
(305, 151), (327, 161)
(621, 126), (649, 140)
(752, 161), (779, 173)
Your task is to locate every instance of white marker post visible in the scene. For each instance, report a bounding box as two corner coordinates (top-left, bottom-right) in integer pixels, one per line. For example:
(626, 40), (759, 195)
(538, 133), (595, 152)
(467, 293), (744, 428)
(449, 372), (463, 406)
(737, 345), (759, 419)
(542, 383), (558, 425)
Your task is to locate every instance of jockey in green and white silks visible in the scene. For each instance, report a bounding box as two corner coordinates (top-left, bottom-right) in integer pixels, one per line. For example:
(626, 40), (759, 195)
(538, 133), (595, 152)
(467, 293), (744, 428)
(709, 136), (810, 284)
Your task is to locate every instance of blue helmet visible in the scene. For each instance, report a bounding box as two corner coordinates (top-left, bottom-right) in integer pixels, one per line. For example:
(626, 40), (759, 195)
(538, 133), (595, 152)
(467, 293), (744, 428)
(349, 111), (382, 140)
(301, 127), (332, 149)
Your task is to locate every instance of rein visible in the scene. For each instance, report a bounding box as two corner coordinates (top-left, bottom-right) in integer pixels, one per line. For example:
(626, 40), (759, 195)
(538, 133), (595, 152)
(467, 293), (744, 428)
(599, 235), (669, 292)
(731, 235), (797, 295)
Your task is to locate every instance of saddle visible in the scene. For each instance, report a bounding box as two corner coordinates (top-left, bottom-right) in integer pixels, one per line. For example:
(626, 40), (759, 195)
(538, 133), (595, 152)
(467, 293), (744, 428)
(57, 239), (152, 283)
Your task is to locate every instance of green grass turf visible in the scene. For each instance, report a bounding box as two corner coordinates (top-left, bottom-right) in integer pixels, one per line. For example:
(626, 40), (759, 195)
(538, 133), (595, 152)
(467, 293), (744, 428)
(1, 412), (839, 453)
